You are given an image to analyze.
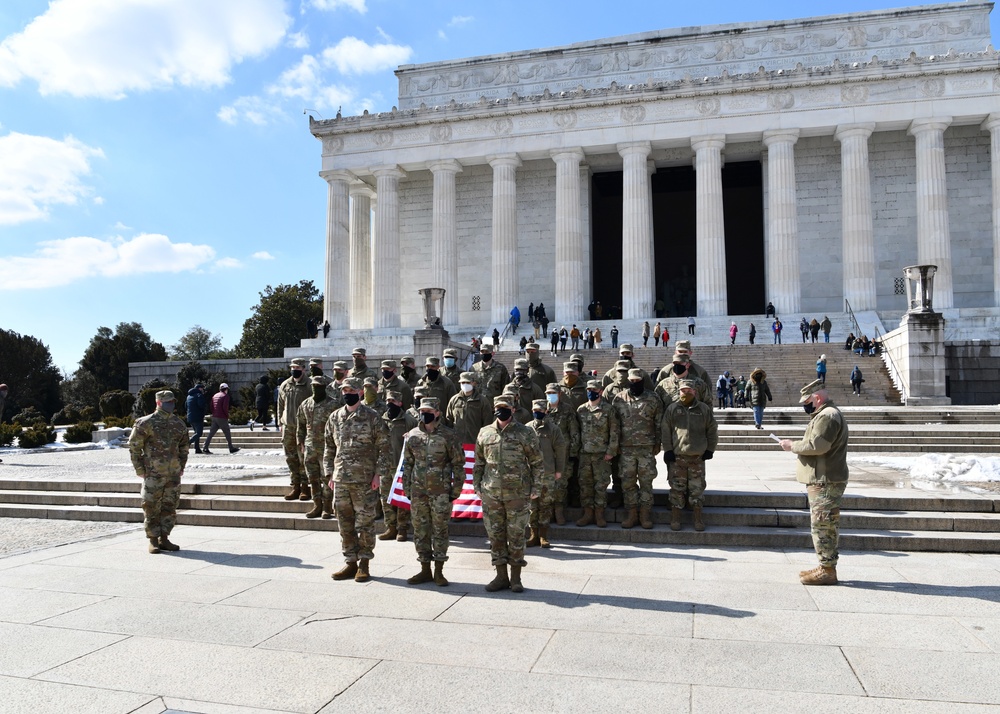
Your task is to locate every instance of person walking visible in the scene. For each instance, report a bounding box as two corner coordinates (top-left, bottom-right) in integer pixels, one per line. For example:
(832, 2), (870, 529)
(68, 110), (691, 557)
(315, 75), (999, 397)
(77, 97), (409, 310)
(687, 316), (695, 335)
(745, 367), (773, 430)
(799, 317), (809, 343)
(184, 383), (207, 454)
(570, 325), (581, 351)
(610, 325), (619, 350)
(729, 321), (738, 345)
(642, 321), (650, 347)
(662, 324), (670, 349)
(653, 322), (662, 347)
(749, 322), (756, 345)
(816, 354), (827, 384)
(821, 315), (832, 343)
(810, 318), (821, 343)
(593, 326), (602, 349)
(559, 326), (568, 353)
(203, 384), (240, 455)
(129, 390), (189, 554)
(850, 365), (864, 395)
(780, 380), (850, 585)
(254, 375), (271, 429)
(549, 326), (560, 356)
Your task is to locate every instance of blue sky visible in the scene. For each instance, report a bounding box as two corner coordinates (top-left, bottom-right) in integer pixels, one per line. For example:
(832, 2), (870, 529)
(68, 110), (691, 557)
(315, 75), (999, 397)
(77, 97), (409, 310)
(1, 0), (996, 373)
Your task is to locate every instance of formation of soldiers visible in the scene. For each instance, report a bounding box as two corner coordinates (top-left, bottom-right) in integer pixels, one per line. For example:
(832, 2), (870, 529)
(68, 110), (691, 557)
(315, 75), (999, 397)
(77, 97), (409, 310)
(128, 339), (848, 590)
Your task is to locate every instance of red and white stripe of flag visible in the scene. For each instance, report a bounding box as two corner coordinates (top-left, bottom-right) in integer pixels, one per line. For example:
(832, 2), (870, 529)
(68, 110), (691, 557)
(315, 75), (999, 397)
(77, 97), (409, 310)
(385, 441), (482, 520)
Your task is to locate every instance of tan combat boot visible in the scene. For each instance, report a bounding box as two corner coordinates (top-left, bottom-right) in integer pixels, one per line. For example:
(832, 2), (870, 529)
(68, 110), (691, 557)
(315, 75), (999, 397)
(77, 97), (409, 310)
(526, 527), (541, 548)
(639, 506), (653, 529)
(509, 564), (524, 593)
(670, 507), (682, 531)
(299, 483), (312, 501)
(396, 527), (408, 542)
(355, 558), (371, 582)
(148, 537), (160, 554)
(158, 535), (180, 552)
(321, 494), (334, 519)
(284, 484), (302, 501)
(539, 525), (551, 549)
(485, 565), (510, 592)
(594, 507), (607, 528)
(331, 561), (358, 580)
(693, 505), (705, 532)
(433, 561), (449, 587)
(799, 565), (823, 579)
(377, 524), (397, 541)
(407, 562), (433, 585)
(621, 508), (639, 529)
(305, 497), (323, 518)
(800, 566), (838, 585)
(575, 507), (594, 527)
(554, 504), (566, 526)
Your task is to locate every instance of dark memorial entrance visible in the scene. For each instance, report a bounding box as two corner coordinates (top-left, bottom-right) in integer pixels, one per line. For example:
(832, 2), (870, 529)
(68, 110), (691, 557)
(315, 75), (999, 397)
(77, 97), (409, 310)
(591, 161), (765, 318)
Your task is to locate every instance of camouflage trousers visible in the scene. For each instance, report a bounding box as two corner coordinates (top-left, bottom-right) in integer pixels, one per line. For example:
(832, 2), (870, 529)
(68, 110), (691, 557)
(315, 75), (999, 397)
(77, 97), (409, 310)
(577, 453), (611, 509)
(379, 472), (410, 533)
(619, 446), (657, 509)
(303, 448), (327, 501)
(552, 457), (578, 507)
(282, 429), (307, 487)
(141, 472), (181, 539)
(410, 491), (452, 562)
(334, 482), (377, 563)
(480, 492), (530, 567)
(668, 455), (706, 508)
(807, 481), (847, 568)
(529, 482), (554, 530)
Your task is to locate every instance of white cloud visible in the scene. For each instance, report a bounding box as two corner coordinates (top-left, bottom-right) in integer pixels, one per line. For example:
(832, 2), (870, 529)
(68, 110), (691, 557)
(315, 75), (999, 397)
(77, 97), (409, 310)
(375, 26), (392, 42)
(215, 256), (242, 269)
(310, 0), (366, 12)
(0, 131), (104, 225)
(287, 31), (310, 49)
(113, 221), (132, 231)
(448, 16), (474, 27)
(438, 29), (448, 40)
(0, 234), (216, 289)
(322, 37), (412, 75)
(92, 196), (104, 205)
(251, 251), (275, 260)
(0, 0), (291, 99)
(217, 95), (288, 126)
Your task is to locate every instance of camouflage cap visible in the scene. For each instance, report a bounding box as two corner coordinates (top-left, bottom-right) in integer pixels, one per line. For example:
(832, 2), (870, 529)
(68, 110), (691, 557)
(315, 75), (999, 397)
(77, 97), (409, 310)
(333, 360), (349, 371)
(586, 379), (603, 391)
(799, 378), (827, 403)
(363, 376), (378, 387)
(628, 368), (643, 381)
(413, 386), (429, 398)
(570, 353), (584, 364)
(479, 343), (494, 353)
(514, 358), (528, 370)
(155, 390), (175, 402)
(380, 359), (398, 370)
(401, 355), (416, 365)
(545, 382), (560, 393)
(531, 399), (547, 411)
(493, 394), (514, 408)
(459, 371), (476, 383)
(386, 390), (403, 403)
(425, 356), (441, 367)
(419, 396), (440, 411)
(526, 342), (539, 351)
(619, 343), (634, 354)
(615, 360), (631, 372)
(309, 358), (323, 366)
(443, 348), (458, 358)
(502, 384), (520, 396)
(289, 357), (307, 367)
(678, 379), (697, 391)
(310, 375), (326, 386)
(675, 339), (692, 352)
(352, 347), (367, 356)
(341, 377), (363, 391)
(672, 352), (691, 364)
(562, 361), (578, 373)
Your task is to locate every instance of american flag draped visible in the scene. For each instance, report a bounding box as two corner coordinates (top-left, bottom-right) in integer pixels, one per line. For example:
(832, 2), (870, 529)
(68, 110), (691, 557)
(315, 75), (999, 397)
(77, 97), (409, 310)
(386, 441), (482, 519)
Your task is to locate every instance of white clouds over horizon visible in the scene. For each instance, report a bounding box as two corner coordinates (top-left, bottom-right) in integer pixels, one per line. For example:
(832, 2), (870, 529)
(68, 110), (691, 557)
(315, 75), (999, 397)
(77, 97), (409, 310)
(322, 37), (412, 75)
(0, 0), (291, 99)
(310, 0), (367, 13)
(1, 234), (217, 290)
(0, 132), (104, 225)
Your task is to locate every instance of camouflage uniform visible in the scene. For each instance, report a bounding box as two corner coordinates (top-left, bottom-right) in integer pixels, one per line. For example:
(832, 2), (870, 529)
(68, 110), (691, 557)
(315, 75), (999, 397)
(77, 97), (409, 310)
(277, 363), (312, 489)
(445, 374), (493, 446)
(662, 396), (719, 509)
(363, 378), (387, 417)
(501, 386), (533, 425)
(612, 373), (664, 510)
(377, 360), (413, 410)
(399, 356), (421, 389)
(557, 376), (588, 413)
(381, 398), (417, 536)
(600, 345), (654, 391)
(348, 347), (379, 384)
(471, 344), (510, 402)
(576, 387), (620, 510)
(417, 357), (458, 408)
(295, 384), (339, 514)
(442, 348), (463, 385)
(507, 360), (545, 412)
(324, 383), (391, 565)
(547, 390), (580, 509)
(129, 396), (189, 540)
(474, 404), (544, 567)
(525, 345), (557, 392)
(402, 415), (466, 563)
(527, 401), (566, 531)
(655, 372), (711, 409)
(669, 340), (712, 388)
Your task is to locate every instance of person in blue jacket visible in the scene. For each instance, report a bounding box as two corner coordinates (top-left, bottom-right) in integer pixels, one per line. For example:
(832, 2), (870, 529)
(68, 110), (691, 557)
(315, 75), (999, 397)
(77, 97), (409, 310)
(185, 384), (207, 454)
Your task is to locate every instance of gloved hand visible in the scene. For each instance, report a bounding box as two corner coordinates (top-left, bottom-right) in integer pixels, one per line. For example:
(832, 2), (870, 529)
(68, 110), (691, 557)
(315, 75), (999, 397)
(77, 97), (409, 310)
(703, 450), (714, 461)
(663, 450), (676, 464)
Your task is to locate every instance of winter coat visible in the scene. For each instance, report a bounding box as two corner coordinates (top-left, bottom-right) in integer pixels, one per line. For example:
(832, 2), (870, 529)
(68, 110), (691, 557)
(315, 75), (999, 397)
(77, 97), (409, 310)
(729, 324), (738, 339)
(744, 369), (772, 407)
(791, 401), (849, 484)
(255, 376), (270, 409)
(185, 387), (207, 423)
(210, 391), (231, 420)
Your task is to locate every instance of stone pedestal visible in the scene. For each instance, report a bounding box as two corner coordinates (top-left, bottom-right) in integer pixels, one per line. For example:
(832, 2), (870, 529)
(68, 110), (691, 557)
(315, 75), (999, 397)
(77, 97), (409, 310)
(413, 328), (452, 369)
(898, 311), (950, 405)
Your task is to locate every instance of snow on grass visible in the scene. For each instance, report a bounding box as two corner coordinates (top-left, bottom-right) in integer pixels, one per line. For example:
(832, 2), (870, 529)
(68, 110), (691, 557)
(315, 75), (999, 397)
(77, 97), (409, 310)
(851, 453), (1000, 483)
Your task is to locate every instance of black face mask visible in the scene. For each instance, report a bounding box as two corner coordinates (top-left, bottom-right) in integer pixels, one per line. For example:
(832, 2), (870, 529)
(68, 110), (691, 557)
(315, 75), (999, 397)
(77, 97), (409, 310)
(481, 353), (492, 362)
(527, 353), (538, 364)
(312, 386), (326, 400)
(629, 382), (643, 397)
(334, 371), (345, 381)
(672, 364), (686, 376)
(386, 403), (402, 419)
(803, 402), (816, 415)
(495, 407), (512, 422)
(382, 370), (394, 381)
(343, 392), (360, 406)
(586, 390), (600, 402)
(310, 366), (322, 376)
(532, 411), (546, 421)
(426, 369), (440, 381)
(421, 412), (436, 425)
(353, 357), (366, 369)
(291, 369), (303, 380)
(402, 365), (414, 375)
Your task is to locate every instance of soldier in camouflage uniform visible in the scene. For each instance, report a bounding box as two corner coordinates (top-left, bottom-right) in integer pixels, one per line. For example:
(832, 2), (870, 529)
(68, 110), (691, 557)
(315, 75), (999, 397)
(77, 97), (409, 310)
(501, 384), (532, 424)
(400, 356), (421, 389)
(328, 361), (349, 402)
(780, 380), (850, 586)
(474, 394), (544, 593)
(655, 353), (711, 409)
(377, 359), (413, 410)
(601, 344), (654, 391)
(380, 390), (416, 541)
(309, 358), (333, 387)
(526, 399), (566, 548)
(472, 343), (509, 403)
(575, 380), (619, 528)
(507, 358), (544, 413)
(324, 378), (391, 583)
(546, 380), (579, 525)
(613, 369), (664, 529)
(445, 372), (493, 446)
(402, 397), (466, 586)
(603, 360), (632, 402)
(349, 346), (379, 383)
(442, 348), (463, 384)
(129, 390), (189, 554)
(670, 340), (711, 389)
(525, 342), (556, 392)
(602, 359), (632, 508)
(296, 375), (339, 519)
(557, 360), (588, 412)
(277, 358), (312, 501)
(362, 377), (387, 416)
(418, 356), (457, 407)
(662, 379), (718, 532)
(408, 386), (428, 420)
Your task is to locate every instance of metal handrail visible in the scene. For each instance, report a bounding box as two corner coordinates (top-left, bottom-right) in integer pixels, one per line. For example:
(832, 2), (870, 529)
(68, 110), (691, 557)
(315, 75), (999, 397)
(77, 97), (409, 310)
(843, 298), (862, 340)
(873, 324), (908, 402)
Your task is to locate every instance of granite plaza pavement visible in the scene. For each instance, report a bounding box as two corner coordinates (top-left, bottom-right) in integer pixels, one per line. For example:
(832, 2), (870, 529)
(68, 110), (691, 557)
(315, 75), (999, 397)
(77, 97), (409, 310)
(1, 448), (1000, 713)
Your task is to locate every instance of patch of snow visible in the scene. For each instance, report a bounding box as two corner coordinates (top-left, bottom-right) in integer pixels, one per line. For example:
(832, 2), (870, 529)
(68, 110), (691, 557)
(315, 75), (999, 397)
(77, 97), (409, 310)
(851, 453), (1000, 483)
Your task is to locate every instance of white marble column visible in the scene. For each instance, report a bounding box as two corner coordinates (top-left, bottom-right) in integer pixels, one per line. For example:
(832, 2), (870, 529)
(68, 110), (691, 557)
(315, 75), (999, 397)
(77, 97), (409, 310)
(691, 135), (728, 316)
(763, 130), (801, 315)
(488, 154), (521, 324)
(983, 114), (1000, 307)
(909, 117), (954, 309)
(429, 160), (463, 326)
(551, 148), (585, 324)
(618, 141), (654, 319)
(348, 182), (373, 329)
(371, 165), (405, 328)
(320, 170), (351, 330)
(835, 124), (877, 311)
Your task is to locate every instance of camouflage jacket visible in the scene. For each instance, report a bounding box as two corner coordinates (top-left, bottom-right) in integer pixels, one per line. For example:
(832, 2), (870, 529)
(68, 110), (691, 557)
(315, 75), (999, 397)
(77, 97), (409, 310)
(655, 374), (711, 409)
(383, 410), (418, 467)
(363, 394), (387, 417)
(129, 408), (189, 477)
(528, 418), (567, 475)
(349, 364), (379, 383)
(417, 373), (457, 408)
(445, 389), (493, 446)
(792, 401), (849, 485)
(557, 379), (588, 412)
(547, 399), (580, 458)
(442, 365), (463, 385)
(526, 358), (556, 392)
(662, 399), (719, 456)
(601, 360), (654, 391)
(576, 399), (620, 457)
(473, 420), (543, 499)
(277, 377), (311, 427)
(377, 375), (413, 410)
(506, 376), (544, 413)
(471, 359), (509, 401)
(402, 422), (466, 498)
(296, 396), (339, 455)
(400, 367), (421, 389)
(612, 389), (664, 450)
(324, 404), (391, 484)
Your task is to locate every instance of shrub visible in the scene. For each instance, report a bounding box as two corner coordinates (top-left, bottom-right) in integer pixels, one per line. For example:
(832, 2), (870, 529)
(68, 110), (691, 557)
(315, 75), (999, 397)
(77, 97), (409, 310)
(64, 421), (96, 444)
(228, 407), (254, 426)
(102, 415), (135, 429)
(100, 390), (135, 419)
(133, 379), (174, 418)
(80, 406), (100, 422)
(19, 424), (56, 449)
(0, 423), (20, 447)
(12, 406), (45, 426)
(51, 405), (82, 426)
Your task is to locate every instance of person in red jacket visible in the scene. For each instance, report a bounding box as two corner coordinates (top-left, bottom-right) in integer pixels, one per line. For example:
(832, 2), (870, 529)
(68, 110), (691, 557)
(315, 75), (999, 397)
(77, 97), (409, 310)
(203, 383), (240, 455)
